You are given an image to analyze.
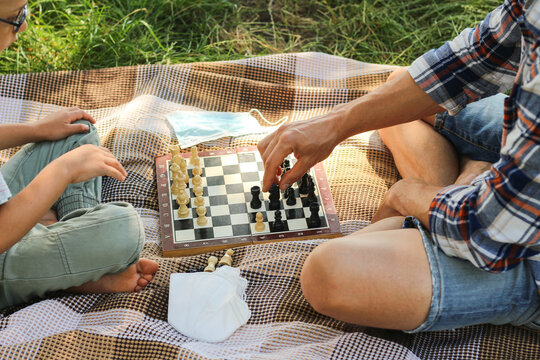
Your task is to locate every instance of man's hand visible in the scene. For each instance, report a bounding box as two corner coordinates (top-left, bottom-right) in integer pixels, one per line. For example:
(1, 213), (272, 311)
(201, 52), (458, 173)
(31, 107), (96, 142)
(258, 108), (348, 192)
(53, 144), (127, 184)
(372, 178), (443, 227)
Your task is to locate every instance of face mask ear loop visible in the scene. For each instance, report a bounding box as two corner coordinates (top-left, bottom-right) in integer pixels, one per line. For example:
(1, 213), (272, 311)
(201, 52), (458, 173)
(248, 108), (289, 126)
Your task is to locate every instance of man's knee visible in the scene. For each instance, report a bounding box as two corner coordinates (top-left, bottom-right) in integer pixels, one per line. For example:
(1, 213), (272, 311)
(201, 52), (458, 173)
(70, 120), (101, 147)
(300, 241), (347, 315)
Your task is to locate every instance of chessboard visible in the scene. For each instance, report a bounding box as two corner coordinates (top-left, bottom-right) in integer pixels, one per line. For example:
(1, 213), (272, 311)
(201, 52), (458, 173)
(156, 146), (341, 257)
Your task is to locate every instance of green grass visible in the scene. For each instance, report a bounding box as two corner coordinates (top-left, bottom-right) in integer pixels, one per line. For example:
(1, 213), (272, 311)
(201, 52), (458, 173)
(0, 0), (501, 73)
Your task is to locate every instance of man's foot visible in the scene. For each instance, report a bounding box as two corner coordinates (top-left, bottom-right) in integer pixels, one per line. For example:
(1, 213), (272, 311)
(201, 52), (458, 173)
(67, 258), (159, 294)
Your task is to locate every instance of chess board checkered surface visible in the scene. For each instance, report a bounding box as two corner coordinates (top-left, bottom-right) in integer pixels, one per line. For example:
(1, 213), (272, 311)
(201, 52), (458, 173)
(156, 146), (340, 256)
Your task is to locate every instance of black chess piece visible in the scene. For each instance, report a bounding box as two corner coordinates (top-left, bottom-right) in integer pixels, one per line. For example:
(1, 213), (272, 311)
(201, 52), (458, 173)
(306, 180), (317, 205)
(250, 185), (262, 209)
(273, 210), (285, 231)
(283, 159), (290, 169)
(308, 201), (321, 227)
(285, 186), (296, 206)
(269, 183), (281, 210)
(299, 173), (309, 194)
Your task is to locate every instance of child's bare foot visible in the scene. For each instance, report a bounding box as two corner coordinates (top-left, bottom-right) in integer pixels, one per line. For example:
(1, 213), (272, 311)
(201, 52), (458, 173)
(67, 259), (159, 294)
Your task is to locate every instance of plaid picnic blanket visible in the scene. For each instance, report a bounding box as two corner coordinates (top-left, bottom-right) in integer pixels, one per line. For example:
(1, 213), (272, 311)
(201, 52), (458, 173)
(0, 53), (538, 359)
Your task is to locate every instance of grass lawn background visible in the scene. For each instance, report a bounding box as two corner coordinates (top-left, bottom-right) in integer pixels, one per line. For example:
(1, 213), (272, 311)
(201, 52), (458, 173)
(0, 0), (501, 73)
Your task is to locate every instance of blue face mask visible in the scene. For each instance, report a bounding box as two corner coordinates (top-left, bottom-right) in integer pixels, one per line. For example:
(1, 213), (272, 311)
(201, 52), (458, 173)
(165, 109), (287, 148)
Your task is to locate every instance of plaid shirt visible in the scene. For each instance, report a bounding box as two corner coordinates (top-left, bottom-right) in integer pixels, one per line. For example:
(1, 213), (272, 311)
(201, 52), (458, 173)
(409, 0), (540, 286)
(0, 172), (11, 205)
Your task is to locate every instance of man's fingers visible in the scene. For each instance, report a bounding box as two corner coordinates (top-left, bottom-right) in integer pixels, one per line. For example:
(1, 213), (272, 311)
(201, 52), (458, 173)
(262, 142), (292, 192)
(67, 108), (96, 124)
(279, 157), (312, 190)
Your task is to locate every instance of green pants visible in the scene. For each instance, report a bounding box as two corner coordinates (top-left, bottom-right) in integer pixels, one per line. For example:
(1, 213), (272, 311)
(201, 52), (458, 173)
(0, 121), (144, 309)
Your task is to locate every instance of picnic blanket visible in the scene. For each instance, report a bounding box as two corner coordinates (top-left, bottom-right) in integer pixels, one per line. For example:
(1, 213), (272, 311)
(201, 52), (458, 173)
(0, 52), (538, 359)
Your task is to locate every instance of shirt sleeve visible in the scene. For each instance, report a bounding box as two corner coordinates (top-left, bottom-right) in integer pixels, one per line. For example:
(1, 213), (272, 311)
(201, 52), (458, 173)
(408, 0), (522, 115)
(0, 171), (12, 205)
(428, 83), (540, 273)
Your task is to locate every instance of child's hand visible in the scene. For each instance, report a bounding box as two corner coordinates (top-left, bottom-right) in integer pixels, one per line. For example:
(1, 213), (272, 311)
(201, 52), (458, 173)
(53, 144), (127, 184)
(34, 108), (96, 141)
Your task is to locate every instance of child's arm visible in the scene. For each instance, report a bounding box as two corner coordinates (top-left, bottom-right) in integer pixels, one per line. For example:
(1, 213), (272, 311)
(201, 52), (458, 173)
(0, 144), (127, 254)
(0, 108), (95, 150)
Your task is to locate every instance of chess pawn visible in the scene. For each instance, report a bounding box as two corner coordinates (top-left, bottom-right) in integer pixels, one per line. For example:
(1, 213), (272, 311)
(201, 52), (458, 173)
(204, 256), (218, 272)
(192, 174), (203, 187)
(194, 194), (205, 207)
(192, 165), (202, 177)
(196, 205), (208, 226)
(218, 249), (234, 267)
(176, 190), (189, 206)
(177, 202), (190, 218)
(254, 212), (265, 232)
(178, 157), (189, 184)
(193, 185), (203, 198)
(192, 156), (201, 168)
(190, 146), (199, 164)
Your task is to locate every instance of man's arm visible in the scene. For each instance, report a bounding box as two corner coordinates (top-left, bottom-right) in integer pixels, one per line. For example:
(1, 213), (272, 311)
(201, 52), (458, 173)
(258, 69), (443, 191)
(0, 108), (96, 150)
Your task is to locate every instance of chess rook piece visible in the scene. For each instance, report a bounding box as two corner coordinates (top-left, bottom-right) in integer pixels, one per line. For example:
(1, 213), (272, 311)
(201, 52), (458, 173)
(196, 205), (208, 226)
(306, 180), (317, 205)
(273, 210), (285, 232)
(190, 146), (199, 165)
(250, 186), (262, 209)
(268, 183), (281, 210)
(285, 186), (296, 206)
(254, 212), (265, 232)
(308, 201), (321, 227)
(299, 173), (309, 195)
(218, 249), (234, 267)
(204, 256), (218, 272)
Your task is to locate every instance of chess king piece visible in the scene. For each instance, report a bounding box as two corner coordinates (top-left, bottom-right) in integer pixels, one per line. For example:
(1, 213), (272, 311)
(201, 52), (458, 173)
(196, 205), (208, 226)
(308, 201), (321, 227)
(204, 256), (218, 272)
(268, 183), (281, 210)
(218, 249), (234, 267)
(273, 210), (285, 232)
(250, 186), (262, 209)
(254, 212), (265, 232)
(190, 146), (199, 165)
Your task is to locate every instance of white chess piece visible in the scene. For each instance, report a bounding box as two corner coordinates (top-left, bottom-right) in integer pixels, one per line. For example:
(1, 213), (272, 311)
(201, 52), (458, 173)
(254, 212), (265, 232)
(196, 205), (208, 226)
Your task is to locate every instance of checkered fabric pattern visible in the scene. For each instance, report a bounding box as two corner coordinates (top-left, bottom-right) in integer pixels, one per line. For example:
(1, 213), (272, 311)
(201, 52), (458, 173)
(0, 53), (538, 359)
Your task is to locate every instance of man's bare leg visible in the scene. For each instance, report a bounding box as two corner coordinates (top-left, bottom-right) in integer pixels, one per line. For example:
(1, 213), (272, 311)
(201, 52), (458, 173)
(67, 258), (159, 294)
(379, 67), (459, 186)
(301, 216), (431, 330)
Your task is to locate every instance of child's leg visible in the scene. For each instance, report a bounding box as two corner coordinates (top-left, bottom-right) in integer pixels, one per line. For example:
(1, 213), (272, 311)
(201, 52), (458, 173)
(0, 202), (149, 309)
(0, 120), (102, 219)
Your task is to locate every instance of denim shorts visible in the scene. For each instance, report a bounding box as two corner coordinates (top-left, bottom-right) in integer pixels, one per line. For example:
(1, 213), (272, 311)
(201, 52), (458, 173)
(403, 94), (540, 332)
(433, 93), (505, 163)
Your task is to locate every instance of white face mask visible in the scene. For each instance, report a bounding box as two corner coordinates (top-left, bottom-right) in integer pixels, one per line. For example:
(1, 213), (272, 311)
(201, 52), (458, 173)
(165, 109), (287, 149)
(168, 266), (251, 342)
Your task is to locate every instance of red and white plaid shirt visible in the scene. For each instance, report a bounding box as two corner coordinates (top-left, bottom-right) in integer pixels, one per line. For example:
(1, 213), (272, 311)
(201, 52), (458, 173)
(409, 0), (540, 289)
